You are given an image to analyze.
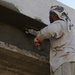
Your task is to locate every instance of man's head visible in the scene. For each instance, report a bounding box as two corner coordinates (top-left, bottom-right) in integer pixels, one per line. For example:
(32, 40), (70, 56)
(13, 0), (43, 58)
(49, 11), (60, 23)
(49, 5), (68, 23)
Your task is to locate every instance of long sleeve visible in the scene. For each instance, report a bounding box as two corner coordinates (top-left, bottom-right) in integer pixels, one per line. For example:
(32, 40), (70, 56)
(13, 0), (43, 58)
(35, 20), (64, 41)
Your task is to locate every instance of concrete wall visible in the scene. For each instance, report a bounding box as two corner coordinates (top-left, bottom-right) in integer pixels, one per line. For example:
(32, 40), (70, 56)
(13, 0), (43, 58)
(2, 0), (75, 24)
(0, 0), (51, 74)
(0, 22), (50, 59)
(0, 40), (50, 75)
(0, 22), (50, 75)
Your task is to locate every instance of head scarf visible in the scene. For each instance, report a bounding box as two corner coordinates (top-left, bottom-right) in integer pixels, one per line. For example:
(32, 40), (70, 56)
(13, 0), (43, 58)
(50, 5), (73, 31)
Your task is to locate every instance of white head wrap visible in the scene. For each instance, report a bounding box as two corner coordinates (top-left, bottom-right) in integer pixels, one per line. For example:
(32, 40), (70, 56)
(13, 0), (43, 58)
(50, 5), (73, 31)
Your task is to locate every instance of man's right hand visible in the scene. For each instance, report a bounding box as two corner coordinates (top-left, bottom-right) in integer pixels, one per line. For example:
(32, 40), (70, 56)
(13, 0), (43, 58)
(34, 38), (40, 47)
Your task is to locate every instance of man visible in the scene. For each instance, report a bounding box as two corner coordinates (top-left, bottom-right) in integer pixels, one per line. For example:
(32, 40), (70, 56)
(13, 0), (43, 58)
(34, 5), (75, 75)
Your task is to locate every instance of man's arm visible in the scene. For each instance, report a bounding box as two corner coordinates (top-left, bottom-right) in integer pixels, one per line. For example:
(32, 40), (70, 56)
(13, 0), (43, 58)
(34, 21), (63, 46)
(34, 31), (45, 47)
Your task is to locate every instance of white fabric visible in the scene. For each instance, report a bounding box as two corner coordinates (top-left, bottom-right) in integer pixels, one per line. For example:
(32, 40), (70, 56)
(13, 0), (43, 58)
(50, 5), (68, 20)
(39, 20), (75, 72)
(50, 5), (73, 32)
(52, 62), (75, 75)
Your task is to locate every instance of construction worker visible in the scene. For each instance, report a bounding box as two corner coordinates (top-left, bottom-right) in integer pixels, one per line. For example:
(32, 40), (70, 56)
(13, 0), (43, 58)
(34, 5), (75, 75)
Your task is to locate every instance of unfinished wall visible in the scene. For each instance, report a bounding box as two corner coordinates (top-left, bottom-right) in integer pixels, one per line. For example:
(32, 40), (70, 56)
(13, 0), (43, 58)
(2, 0), (75, 24)
(0, 22), (50, 75)
(0, 22), (50, 58)
(0, 40), (50, 75)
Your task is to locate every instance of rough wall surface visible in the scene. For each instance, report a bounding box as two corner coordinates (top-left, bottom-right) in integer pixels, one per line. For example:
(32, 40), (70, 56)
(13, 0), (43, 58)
(0, 41), (50, 75)
(0, 22), (50, 75)
(0, 22), (50, 58)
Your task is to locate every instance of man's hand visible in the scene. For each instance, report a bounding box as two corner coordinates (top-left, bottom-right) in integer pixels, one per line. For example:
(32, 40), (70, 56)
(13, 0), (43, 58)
(34, 38), (40, 47)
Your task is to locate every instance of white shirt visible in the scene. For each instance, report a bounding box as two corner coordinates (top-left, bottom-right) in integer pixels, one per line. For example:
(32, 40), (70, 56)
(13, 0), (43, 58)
(39, 20), (75, 72)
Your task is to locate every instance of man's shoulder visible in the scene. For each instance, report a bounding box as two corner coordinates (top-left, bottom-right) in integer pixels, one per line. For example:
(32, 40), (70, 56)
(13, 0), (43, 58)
(54, 20), (65, 23)
(53, 20), (66, 26)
